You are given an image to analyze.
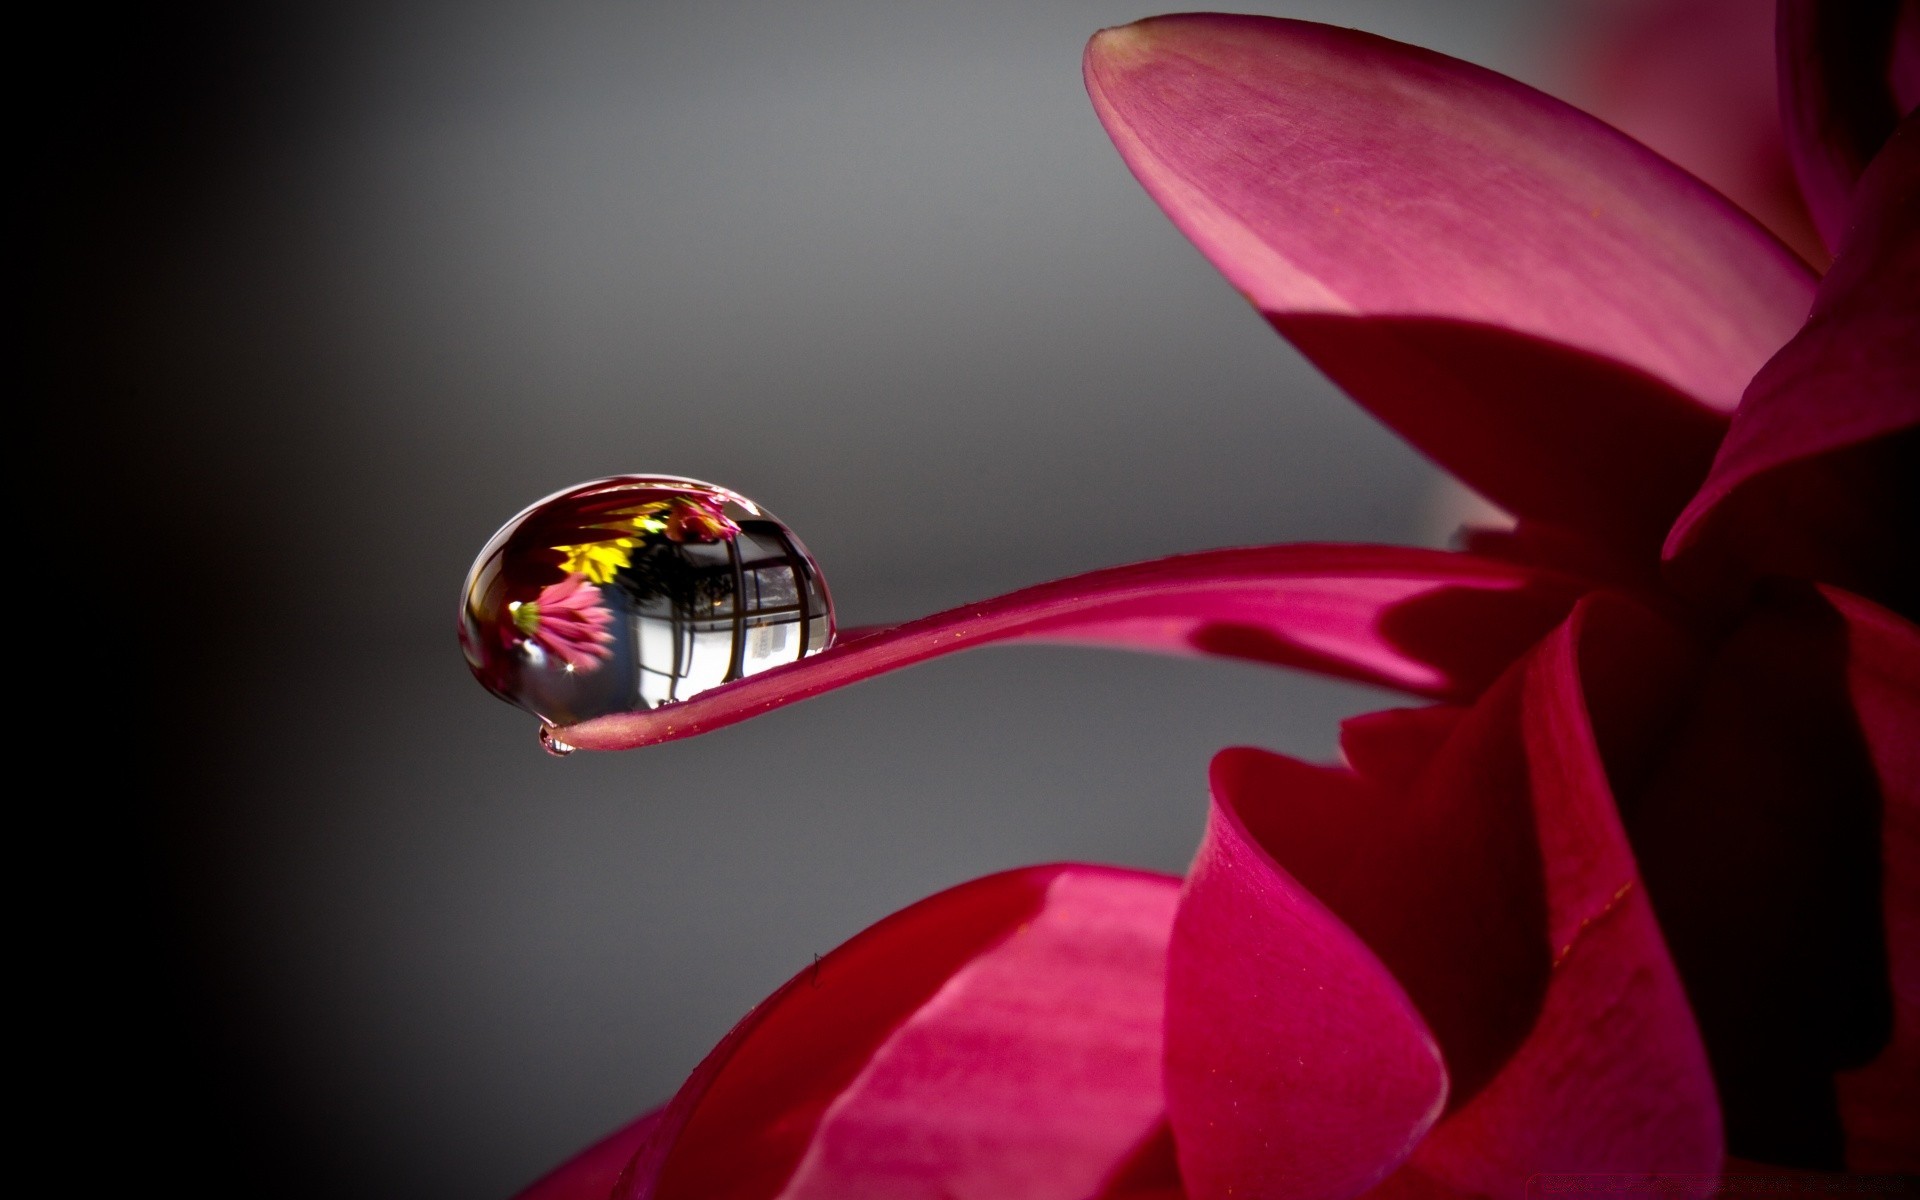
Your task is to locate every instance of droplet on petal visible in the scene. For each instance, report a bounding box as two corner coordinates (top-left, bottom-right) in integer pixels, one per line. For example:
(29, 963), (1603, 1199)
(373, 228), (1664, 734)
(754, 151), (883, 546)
(460, 476), (835, 733)
(538, 726), (577, 758)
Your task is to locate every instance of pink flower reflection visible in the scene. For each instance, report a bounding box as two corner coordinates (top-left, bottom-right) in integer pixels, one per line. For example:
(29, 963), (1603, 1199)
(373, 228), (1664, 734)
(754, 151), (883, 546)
(512, 573), (616, 673)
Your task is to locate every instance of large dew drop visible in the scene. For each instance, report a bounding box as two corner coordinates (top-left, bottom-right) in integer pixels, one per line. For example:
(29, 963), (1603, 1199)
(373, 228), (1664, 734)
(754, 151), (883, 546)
(460, 476), (834, 740)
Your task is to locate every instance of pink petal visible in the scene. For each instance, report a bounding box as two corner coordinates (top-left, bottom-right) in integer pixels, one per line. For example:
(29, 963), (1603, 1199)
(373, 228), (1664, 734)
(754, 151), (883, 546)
(539, 637), (610, 672)
(1084, 15), (1814, 558)
(557, 546), (1584, 750)
(1776, 0), (1919, 256)
(775, 872), (1175, 1199)
(539, 618), (616, 647)
(1090, 1124), (1187, 1200)
(541, 573), (592, 606)
(1665, 113), (1920, 619)
(1827, 587), (1920, 1170)
(514, 1110), (662, 1200)
(1563, 0), (1824, 266)
(613, 864), (1179, 1200)
(1624, 582), (1894, 1166)
(1372, 593), (1721, 1192)
(1166, 759), (1446, 1200)
(1177, 596), (1720, 1196)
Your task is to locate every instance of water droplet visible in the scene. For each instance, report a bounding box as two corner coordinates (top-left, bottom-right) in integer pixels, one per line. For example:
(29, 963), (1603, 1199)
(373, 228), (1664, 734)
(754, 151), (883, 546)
(539, 726), (576, 757)
(460, 476), (835, 731)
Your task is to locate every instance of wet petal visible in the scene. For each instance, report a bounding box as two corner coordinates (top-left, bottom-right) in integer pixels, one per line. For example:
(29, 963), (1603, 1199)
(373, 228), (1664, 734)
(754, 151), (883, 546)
(1625, 582), (1891, 1167)
(1666, 113), (1920, 620)
(615, 865), (1178, 1200)
(560, 546), (1583, 750)
(1827, 587), (1920, 1170)
(1166, 758), (1446, 1200)
(1084, 14), (1813, 558)
(1777, 0), (1919, 256)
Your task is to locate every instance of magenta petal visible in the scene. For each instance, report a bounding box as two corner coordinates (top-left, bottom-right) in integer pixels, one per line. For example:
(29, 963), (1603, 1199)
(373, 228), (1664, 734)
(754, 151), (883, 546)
(1567, 0), (1824, 266)
(1091, 1124), (1188, 1200)
(1776, 0), (1919, 256)
(1165, 761), (1446, 1200)
(613, 865), (1178, 1200)
(1178, 597), (1718, 1195)
(1222, 699), (1551, 1113)
(775, 872), (1174, 1198)
(1665, 113), (1920, 618)
(1827, 587), (1920, 1170)
(1374, 594), (1721, 1191)
(559, 545), (1582, 750)
(1084, 15), (1814, 557)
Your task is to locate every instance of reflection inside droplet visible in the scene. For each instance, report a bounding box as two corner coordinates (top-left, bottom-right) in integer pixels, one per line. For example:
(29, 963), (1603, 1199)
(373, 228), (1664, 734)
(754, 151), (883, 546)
(459, 476), (835, 737)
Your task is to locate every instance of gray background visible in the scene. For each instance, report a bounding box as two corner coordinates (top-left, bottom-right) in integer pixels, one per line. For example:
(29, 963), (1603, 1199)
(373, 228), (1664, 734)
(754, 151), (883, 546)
(53, 2), (1565, 1195)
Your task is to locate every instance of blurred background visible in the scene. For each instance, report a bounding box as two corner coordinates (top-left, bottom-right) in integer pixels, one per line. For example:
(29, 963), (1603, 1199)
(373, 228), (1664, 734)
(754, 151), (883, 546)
(38, 1), (1741, 1195)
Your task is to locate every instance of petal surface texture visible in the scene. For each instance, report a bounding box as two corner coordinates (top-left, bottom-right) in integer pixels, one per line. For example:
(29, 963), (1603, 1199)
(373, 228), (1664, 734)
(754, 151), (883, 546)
(620, 865), (1179, 1200)
(1174, 595), (1720, 1198)
(1165, 760), (1447, 1200)
(1666, 112), (1920, 618)
(1085, 14), (1814, 558)
(560, 546), (1583, 750)
(1777, 0), (1917, 256)
(1565, 0), (1824, 265)
(1376, 594), (1723, 1193)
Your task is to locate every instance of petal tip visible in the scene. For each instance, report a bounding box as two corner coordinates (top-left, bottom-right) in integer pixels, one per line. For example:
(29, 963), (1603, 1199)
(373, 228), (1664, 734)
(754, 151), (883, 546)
(1085, 19), (1152, 63)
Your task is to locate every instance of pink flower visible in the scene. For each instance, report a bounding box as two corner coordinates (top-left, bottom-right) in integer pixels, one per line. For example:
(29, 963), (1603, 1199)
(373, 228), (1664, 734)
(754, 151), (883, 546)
(513, 573), (617, 673)
(1560, 0), (1826, 265)
(522, 7), (1917, 1196)
(661, 496), (740, 544)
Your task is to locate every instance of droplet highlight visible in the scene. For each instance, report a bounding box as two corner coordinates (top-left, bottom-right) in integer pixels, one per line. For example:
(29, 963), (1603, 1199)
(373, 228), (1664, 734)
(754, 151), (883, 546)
(460, 476), (835, 732)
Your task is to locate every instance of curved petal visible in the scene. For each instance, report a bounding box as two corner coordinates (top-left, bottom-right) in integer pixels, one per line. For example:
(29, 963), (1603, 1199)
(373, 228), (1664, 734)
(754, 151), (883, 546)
(1166, 760), (1447, 1200)
(1084, 14), (1814, 558)
(559, 546), (1584, 750)
(1666, 113), (1920, 620)
(1372, 593), (1722, 1194)
(1777, 0), (1918, 256)
(1174, 595), (1721, 1197)
(1827, 587), (1920, 1170)
(1625, 582), (1892, 1167)
(615, 864), (1178, 1200)
(1565, 0), (1824, 265)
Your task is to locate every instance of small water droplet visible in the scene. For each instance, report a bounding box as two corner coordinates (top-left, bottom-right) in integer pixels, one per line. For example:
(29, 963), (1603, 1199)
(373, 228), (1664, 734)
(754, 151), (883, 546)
(460, 476), (835, 735)
(539, 726), (576, 757)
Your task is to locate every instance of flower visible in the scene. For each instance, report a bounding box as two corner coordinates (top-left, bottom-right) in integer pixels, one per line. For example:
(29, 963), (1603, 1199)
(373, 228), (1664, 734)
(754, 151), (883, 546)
(512, 573), (616, 673)
(554, 538), (639, 586)
(1559, 0), (1826, 265)
(523, 8), (1917, 1196)
(660, 496), (740, 544)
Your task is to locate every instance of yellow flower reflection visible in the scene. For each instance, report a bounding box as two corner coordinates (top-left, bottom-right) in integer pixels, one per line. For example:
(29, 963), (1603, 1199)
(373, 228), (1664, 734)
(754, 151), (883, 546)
(553, 537), (636, 584)
(549, 503), (675, 584)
